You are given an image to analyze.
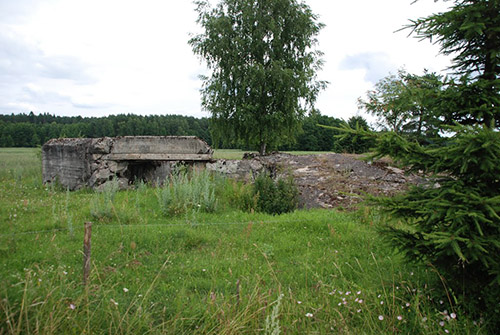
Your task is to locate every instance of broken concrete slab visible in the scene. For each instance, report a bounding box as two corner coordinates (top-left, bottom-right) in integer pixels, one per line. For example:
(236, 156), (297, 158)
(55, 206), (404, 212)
(42, 136), (213, 190)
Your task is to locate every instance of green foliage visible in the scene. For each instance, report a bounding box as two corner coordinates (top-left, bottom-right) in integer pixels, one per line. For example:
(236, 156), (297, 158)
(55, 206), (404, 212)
(333, 116), (375, 154)
(408, 0), (500, 127)
(371, 125), (500, 328)
(156, 170), (219, 216)
(0, 148), (487, 334)
(280, 111), (343, 151)
(1, 111), (363, 152)
(253, 173), (298, 215)
(319, 116), (375, 154)
(190, 0), (327, 155)
(358, 69), (445, 141)
(0, 113), (212, 147)
(90, 179), (120, 221)
(350, 1), (500, 330)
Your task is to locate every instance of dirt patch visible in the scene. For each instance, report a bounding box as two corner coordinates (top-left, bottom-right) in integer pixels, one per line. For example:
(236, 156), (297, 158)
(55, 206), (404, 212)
(245, 153), (422, 209)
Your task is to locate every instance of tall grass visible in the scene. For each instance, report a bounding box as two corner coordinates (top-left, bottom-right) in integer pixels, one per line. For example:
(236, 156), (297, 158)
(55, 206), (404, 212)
(156, 170), (219, 216)
(0, 148), (489, 334)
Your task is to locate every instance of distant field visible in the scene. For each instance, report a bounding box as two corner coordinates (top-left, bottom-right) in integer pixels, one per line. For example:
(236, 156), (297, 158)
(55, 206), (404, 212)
(0, 147), (481, 334)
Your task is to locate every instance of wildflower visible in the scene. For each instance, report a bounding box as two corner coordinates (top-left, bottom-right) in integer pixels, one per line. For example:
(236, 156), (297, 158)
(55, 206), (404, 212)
(202, 269), (206, 272)
(378, 315), (384, 321)
(63, 271), (68, 275)
(397, 315), (403, 321)
(445, 330), (449, 334)
(358, 299), (363, 304)
(405, 302), (410, 307)
(450, 312), (456, 319)
(380, 301), (384, 305)
(439, 300), (444, 305)
(297, 301), (302, 304)
(422, 317), (427, 322)
(110, 298), (118, 306)
(357, 309), (361, 313)
(377, 294), (381, 298)
(305, 313), (313, 318)
(69, 303), (76, 310)
(346, 291), (351, 295)
(357, 291), (361, 295)
(439, 321), (445, 327)
(123, 287), (129, 293)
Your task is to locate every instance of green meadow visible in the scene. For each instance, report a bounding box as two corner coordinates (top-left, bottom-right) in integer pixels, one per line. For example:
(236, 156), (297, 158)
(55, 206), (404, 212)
(0, 148), (483, 334)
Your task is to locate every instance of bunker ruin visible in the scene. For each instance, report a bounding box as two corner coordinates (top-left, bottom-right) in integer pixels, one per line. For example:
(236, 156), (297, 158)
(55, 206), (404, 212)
(42, 136), (213, 190)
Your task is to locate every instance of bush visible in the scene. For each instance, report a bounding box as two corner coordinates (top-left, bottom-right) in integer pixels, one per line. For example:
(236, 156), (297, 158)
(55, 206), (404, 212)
(253, 173), (298, 215)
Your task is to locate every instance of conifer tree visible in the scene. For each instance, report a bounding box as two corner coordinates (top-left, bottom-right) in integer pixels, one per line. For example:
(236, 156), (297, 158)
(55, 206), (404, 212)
(366, 0), (500, 328)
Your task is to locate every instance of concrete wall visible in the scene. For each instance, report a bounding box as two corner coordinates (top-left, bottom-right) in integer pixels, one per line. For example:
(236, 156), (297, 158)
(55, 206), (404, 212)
(42, 138), (93, 190)
(42, 136), (213, 190)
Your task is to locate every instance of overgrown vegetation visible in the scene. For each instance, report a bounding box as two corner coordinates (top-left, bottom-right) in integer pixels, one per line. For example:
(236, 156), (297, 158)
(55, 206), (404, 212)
(253, 173), (299, 215)
(0, 148), (488, 334)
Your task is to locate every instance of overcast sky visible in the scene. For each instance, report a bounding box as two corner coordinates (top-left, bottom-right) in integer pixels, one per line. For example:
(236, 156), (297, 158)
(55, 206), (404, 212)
(0, 0), (452, 121)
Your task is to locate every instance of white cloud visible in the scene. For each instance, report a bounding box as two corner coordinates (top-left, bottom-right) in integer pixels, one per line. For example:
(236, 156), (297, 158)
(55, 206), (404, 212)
(0, 0), (452, 120)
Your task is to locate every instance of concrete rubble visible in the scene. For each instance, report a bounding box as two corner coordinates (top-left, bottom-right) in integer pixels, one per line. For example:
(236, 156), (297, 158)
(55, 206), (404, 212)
(208, 153), (423, 209)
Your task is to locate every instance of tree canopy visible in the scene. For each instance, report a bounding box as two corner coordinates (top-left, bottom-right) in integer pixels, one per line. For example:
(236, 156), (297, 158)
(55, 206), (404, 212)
(189, 0), (326, 155)
(409, 0), (500, 127)
(358, 69), (445, 142)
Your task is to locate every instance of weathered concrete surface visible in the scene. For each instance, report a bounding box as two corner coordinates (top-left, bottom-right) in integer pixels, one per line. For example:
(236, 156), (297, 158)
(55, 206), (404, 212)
(42, 136), (213, 190)
(42, 138), (93, 191)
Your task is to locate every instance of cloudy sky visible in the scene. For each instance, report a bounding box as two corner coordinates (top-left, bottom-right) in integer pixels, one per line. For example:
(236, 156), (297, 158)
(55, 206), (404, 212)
(0, 0), (452, 120)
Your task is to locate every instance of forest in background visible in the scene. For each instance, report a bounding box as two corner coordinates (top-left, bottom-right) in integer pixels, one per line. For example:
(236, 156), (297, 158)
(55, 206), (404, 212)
(0, 112), (372, 153)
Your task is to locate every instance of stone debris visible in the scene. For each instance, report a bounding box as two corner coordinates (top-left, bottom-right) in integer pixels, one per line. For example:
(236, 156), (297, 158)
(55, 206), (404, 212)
(208, 153), (423, 209)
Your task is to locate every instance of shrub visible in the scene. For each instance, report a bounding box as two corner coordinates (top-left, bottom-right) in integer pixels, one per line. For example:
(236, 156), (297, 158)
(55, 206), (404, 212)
(253, 173), (298, 215)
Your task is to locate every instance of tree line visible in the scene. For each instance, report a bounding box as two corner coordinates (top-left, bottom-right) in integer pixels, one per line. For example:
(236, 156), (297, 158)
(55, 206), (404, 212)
(0, 111), (373, 153)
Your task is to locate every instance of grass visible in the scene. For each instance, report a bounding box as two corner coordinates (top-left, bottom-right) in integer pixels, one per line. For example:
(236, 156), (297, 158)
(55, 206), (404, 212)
(0, 148), (487, 334)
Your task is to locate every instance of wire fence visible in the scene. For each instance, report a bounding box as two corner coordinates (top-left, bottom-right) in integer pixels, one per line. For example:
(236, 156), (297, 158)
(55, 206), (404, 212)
(0, 218), (322, 237)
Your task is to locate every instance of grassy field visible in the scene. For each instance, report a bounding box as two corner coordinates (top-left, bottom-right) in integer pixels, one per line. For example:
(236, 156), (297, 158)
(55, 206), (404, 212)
(0, 148), (484, 334)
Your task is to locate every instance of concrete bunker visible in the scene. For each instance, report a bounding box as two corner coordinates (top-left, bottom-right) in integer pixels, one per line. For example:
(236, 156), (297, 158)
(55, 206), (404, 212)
(42, 136), (213, 190)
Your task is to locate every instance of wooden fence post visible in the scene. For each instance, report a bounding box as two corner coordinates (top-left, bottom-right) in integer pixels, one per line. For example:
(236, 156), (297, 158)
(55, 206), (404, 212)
(83, 221), (92, 286)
